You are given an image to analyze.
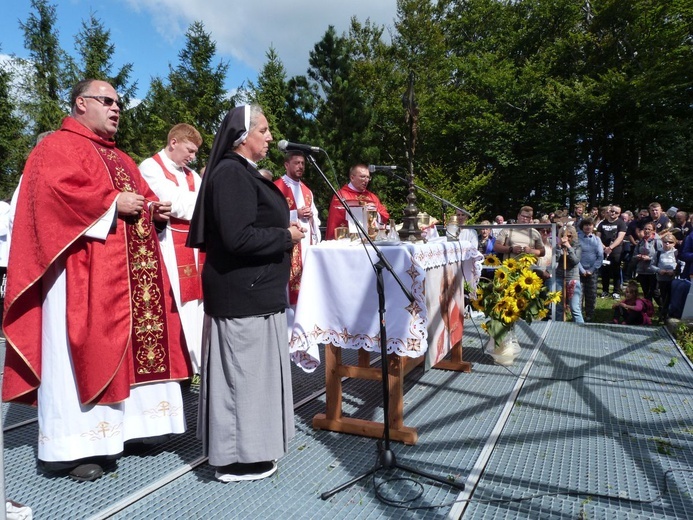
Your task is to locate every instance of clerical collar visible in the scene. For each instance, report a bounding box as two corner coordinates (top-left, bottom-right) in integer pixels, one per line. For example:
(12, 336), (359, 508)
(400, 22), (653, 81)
(348, 182), (363, 193)
(161, 149), (184, 172)
(283, 175), (301, 186)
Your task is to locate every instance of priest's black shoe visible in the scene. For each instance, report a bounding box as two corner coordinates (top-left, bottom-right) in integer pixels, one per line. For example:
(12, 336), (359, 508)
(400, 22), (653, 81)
(68, 463), (104, 482)
(39, 459), (106, 482)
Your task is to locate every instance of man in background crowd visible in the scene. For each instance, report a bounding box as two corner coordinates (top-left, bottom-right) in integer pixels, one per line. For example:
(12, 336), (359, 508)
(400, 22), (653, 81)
(493, 205), (545, 260)
(596, 204), (627, 298)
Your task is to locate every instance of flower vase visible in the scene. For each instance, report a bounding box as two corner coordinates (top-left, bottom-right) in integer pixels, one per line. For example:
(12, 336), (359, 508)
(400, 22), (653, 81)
(484, 327), (521, 365)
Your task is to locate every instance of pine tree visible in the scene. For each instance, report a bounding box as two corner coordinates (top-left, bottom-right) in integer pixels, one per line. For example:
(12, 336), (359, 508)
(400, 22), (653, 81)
(17, 0), (69, 135)
(0, 57), (29, 199)
(130, 21), (232, 166)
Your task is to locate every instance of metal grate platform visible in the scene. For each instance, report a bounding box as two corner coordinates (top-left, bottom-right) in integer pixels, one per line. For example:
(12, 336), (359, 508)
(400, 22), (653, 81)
(3, 321), (693, 519)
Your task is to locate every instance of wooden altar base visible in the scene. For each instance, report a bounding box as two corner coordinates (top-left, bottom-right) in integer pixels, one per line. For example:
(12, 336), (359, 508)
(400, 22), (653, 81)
(312, 342), (471, 445)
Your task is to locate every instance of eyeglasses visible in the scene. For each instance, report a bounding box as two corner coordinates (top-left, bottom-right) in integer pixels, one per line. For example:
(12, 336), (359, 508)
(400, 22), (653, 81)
(81, 95), (123, 110)
(609, 210), (620, 214)
(518, 214), (532, 220)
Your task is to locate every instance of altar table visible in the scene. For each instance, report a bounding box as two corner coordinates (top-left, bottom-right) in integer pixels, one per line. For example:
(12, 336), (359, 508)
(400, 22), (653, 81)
(289, 238), (482, 444)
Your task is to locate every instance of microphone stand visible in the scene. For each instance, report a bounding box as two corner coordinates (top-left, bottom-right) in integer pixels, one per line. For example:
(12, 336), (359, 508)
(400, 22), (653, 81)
(383, 168), (471, 219)
(304, 154), (465, 500)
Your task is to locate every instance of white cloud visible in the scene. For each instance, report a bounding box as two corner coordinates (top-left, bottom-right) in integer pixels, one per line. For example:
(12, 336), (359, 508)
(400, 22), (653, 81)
(124, 0), (398, 77)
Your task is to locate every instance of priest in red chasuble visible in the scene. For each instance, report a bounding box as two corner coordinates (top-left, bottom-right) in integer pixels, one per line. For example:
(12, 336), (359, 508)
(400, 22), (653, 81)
(2, 79), (191, 482)
(325, 163), (390, 240)
(274, 151), (321, 306)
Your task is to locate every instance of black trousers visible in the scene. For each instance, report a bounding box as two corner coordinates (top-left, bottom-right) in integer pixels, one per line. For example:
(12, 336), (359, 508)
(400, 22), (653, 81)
(600, 247), (623, 293)
(637, 273), (658, 302)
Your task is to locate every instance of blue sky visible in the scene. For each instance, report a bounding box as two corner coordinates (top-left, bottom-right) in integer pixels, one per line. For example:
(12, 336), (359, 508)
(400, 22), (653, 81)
(1, 0), (397, 98)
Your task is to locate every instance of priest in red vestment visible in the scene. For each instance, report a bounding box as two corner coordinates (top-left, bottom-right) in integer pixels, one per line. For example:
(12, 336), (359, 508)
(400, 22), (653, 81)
(274, 151), (321, 305)
(2, 79), (191, 482)
(325, 163), (390, 240)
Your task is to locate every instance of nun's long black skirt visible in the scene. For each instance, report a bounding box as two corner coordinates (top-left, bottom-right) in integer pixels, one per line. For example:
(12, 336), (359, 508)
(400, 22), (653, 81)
(197, 312), (295, 467)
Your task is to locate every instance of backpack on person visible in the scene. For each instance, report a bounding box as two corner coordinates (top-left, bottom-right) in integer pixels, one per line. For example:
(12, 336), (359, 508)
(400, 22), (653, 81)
(637, 297), (655, 325)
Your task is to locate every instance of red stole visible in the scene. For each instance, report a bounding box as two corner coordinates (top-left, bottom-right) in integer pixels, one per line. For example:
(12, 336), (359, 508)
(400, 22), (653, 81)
(151, 154), (203, 303)
(274, 178), (313, 304)
(96, 145), (173, 382)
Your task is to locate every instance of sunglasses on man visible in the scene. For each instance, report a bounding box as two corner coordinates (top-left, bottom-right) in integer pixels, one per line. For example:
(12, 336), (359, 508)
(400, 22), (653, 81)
(82, 95), (124, 110)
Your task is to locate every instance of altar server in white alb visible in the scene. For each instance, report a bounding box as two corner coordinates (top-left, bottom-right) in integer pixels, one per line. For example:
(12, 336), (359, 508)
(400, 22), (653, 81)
(274, 150), (321, 320)
(140, 124), (205, 373)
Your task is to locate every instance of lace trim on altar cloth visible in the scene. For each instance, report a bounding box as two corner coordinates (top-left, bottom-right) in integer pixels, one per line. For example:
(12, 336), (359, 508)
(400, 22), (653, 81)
(288, 240), (483, 371)
(289, 253), (427, 370)
(411, 240), (482, 270)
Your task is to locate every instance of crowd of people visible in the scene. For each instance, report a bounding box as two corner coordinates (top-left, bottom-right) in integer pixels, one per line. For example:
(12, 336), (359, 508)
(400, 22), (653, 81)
(475, 202), (693, 325)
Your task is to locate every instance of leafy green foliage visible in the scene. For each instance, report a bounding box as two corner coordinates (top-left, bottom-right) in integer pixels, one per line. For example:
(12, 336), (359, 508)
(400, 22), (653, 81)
(1, 0), (692, 220)
(0, 58), (28, 199)
(16, 0), (70, 134)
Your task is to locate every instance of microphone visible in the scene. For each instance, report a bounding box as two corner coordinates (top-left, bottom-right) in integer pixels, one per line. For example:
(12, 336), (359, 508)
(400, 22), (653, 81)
(368, 164), (398, 173)
(278, 140), (322, 154)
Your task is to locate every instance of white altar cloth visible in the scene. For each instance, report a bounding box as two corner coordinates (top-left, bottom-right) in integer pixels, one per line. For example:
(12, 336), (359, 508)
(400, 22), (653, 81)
(289, 239), (482, 371)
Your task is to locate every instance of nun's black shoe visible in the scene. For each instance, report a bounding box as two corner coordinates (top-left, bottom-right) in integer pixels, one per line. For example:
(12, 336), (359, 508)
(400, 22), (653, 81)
(68, 463), (104, 482)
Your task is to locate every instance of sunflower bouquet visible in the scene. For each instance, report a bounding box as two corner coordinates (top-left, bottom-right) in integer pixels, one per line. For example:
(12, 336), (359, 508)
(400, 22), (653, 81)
(471, 254), (561, 346)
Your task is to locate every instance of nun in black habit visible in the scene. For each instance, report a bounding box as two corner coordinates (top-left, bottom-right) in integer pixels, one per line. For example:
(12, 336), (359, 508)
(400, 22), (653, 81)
(187, 104), (304, 482)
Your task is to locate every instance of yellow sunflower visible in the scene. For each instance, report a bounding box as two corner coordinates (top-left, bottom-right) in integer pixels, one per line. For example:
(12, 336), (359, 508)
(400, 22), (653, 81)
(536, 308), (549, 320)
(514, 297), (529, 312)
(494, 267), (509, 284)
(518, 268), (542, 293)
(493, 298), (509, 315)
(547, 290), (562, 304)
(471, 297), (485, 311)
(517, 254), (537, 268)
(483, 254), (501, 267)
(500, 304), (520, 324)
(506, 281), (525, 297)
(503, 257), (519, 271)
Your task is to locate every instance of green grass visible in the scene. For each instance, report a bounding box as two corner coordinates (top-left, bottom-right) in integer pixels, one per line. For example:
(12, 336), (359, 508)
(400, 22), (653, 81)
(591, 294), (665, 326)
(588, 293), (693, 365)
(675, 323), (693, 362)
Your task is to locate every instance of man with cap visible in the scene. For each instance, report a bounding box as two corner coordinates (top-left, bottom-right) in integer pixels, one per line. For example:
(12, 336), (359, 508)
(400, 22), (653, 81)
(188, 104), (304, 483)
